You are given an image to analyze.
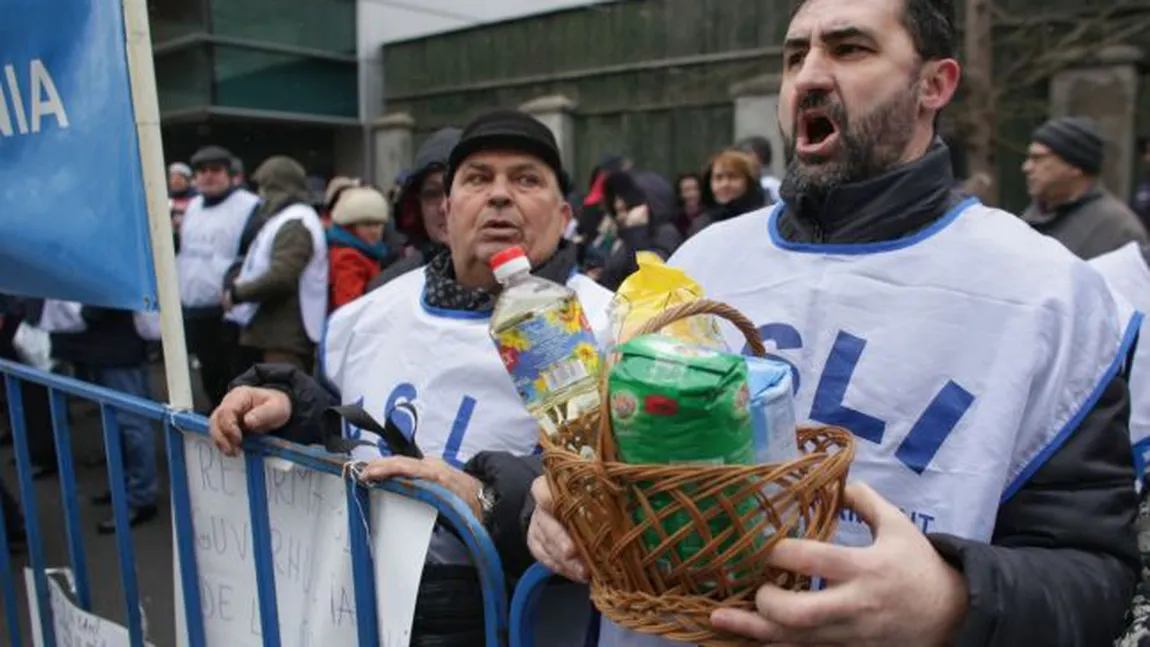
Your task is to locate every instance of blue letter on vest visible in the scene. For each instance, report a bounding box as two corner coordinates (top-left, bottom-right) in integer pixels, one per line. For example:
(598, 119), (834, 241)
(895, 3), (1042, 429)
(384, 383), (419, 440)
(895, 381), (974, 474)
(442, 396), (477, 468)
(810, 332), (886, 444)
(810, 331), (975, 473)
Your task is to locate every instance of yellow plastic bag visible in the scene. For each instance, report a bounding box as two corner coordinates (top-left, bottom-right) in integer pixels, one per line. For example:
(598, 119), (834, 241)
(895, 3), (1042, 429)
(606, 252), (728, 351)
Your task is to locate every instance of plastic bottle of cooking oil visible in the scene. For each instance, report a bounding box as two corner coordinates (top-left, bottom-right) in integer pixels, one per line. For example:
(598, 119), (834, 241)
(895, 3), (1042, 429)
(489, 246), (601, 454)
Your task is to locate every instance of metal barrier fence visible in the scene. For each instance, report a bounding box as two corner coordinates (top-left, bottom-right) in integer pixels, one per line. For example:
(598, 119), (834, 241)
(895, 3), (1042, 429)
(509, 564), (556, 647)
(0, 358), (510, 646)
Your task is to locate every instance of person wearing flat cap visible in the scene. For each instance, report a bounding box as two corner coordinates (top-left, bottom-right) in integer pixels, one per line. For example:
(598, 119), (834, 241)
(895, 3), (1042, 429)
(1022, 116), (1147, 259)
(207, 109), (610, 645)
(176, 145), (261, 410)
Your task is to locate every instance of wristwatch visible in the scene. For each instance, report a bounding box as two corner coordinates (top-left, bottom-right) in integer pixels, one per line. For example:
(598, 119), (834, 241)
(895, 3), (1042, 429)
(476, 484), (498, 524)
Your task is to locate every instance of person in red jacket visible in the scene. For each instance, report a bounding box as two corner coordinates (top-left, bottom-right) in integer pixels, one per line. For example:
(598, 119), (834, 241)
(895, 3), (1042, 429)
(326, 186), (390, 311)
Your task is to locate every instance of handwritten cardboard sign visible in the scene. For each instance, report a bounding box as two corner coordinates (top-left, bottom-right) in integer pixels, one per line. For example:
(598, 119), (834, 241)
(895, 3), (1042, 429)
(174, 436), (437, 647)
(26, 568), (154, 647)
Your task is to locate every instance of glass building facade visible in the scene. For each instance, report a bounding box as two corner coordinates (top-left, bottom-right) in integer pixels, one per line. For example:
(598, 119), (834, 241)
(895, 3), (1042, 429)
(149, 0), (360, 178)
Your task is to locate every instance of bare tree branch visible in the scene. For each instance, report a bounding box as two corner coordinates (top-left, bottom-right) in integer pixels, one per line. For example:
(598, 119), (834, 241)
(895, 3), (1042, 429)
(994, 1), (1150, 97)
(959, 0), (1150, 191)
(992, 4), (1122, 95)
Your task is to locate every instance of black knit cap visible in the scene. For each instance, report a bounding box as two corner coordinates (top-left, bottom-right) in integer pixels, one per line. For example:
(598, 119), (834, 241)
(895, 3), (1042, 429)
(1032, 116), (1104, 175)
(445, 109), (570, 195)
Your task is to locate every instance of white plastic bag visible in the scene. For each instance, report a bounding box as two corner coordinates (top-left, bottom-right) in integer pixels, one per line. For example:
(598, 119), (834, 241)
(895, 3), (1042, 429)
(133, 311), (162, 341)
(13, 322), (53, 372)
(39, 299), (162, 342)
(38, 300), (86, 334)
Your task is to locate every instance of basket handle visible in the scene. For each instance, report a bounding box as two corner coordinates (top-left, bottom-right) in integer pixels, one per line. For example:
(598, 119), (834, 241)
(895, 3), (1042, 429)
(597, 299), (767, 461)
(632, 298), (766, 356)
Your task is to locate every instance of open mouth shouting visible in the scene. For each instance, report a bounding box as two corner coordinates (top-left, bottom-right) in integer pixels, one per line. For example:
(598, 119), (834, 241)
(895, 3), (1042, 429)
(796, 107), (841, 159)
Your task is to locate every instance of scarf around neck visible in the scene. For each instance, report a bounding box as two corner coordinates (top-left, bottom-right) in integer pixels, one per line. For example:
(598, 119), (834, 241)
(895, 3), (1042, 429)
(422, 241), (578, 312)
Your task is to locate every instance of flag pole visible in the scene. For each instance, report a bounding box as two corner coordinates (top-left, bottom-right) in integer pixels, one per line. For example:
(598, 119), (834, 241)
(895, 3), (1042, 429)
(121, 0), (194, 411)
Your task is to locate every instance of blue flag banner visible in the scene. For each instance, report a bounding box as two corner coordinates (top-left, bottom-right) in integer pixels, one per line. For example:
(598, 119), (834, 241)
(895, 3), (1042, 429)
(0, 0), (158, 311)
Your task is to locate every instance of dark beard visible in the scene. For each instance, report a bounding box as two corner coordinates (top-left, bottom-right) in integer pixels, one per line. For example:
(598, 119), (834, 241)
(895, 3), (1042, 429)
(779, 82), (919, 207)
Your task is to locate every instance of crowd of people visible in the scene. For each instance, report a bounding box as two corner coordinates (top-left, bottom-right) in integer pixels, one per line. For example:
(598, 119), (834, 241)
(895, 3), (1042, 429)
(202, 1), (1150, 645)
(3, 0), (1150, 644)
(164, 131), (788, 336)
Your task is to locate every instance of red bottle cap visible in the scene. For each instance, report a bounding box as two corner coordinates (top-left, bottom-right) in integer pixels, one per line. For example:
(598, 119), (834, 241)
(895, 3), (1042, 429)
(489, 246), (527, 271)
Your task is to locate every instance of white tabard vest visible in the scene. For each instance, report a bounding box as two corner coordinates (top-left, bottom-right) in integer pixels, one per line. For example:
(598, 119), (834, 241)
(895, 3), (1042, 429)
(1090, 241), (1150, 477)
(668, 198), (1139, 547)
(226, 204), (329, 342)
(323, 266), (612, 565)
(323, 268), (613, 466)
(176, 190), (261, 308)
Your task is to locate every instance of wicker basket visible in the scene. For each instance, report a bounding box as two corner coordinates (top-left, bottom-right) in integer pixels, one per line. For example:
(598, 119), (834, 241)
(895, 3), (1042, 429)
(541, 299), (855, 646)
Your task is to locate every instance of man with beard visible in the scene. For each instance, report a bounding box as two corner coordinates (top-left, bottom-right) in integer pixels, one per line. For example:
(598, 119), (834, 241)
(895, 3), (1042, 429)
(526, 0), (1141, 645)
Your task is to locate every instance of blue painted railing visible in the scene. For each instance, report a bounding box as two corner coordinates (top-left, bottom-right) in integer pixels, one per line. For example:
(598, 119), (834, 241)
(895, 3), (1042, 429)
(0, 358), (509, 646)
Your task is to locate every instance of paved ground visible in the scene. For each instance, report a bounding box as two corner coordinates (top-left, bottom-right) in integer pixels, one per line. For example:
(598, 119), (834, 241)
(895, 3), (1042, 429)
(0, 362), (209, 647)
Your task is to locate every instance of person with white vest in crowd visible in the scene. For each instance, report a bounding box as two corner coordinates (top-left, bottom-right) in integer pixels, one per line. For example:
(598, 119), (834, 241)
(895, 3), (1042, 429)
(1090, 242), (1150, 647)
(526, 0), (1143, 645)
(224, 156), (328, 374)
(208, 110), (610, 645)
(1091, 242), (1150, 480)
(176, 145), (261, 410)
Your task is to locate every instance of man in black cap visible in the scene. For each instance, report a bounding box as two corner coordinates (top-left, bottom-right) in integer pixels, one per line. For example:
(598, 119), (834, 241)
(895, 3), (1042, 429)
(1022, 116), (1147, 259)
(206, 110), (605, 645)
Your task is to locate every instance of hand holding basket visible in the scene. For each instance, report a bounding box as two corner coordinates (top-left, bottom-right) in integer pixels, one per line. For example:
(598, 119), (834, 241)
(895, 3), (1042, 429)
(540, 299), (855, 646)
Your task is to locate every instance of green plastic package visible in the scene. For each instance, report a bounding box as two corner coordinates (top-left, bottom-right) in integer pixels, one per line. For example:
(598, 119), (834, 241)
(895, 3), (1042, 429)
(610, 335), (755, 465)
(608, 334), (759, 577)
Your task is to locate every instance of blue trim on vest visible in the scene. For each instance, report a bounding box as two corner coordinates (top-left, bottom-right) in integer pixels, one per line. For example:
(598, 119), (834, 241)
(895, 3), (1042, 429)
(767, 196), (980, 255)
(1001, 311), (1144, 502)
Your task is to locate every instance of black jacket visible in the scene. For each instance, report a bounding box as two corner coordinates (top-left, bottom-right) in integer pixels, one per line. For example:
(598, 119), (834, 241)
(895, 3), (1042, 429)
(50, 307), (145, 367)
(597, 223), (682, 291)
(595, 171), (683, 290)
(769, 141), (1139, 647)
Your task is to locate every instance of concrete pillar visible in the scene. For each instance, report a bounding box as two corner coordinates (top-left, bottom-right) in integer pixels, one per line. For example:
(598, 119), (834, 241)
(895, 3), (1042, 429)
(730, 73), (785, 178)
(333, 126), (366, 178)
(519, 95), (577, 173)
(1049, 45), (1144, 200)
(372, 112), (415, 190)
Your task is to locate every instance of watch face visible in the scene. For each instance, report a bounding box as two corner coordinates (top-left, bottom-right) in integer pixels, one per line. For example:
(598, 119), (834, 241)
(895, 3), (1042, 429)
(479, 486), (497, 512)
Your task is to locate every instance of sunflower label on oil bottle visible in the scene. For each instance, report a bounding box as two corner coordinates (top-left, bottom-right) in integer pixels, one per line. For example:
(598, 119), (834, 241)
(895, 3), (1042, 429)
(494, 299), (600, 410)
(489, 247), (603, 447)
